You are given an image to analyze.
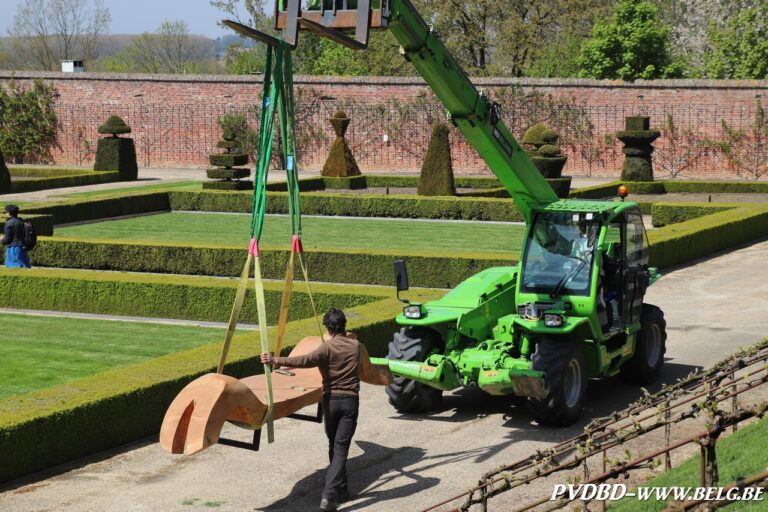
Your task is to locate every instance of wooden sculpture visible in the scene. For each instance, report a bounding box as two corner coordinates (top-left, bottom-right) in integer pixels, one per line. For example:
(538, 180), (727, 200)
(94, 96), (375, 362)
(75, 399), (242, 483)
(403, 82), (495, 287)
(160, 335), (391, 455)
(160, 336), (324, 455)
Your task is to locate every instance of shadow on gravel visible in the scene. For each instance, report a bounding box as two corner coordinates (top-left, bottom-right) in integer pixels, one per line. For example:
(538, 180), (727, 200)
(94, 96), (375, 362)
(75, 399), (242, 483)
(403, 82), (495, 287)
(380, 361), (703, 447)
(259, 441), (440, 512)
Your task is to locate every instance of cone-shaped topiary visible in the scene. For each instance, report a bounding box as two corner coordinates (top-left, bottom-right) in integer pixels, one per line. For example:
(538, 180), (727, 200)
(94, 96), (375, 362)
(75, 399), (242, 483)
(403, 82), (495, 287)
(0, 149), (10, 193)
(617, 116), (660, 181)
(204, 121), (252, 191)
(321, 110), (361, 177)
(94, 115), (138, 180)
(98, 115), (132, 137)
(418, 122), (456, 196)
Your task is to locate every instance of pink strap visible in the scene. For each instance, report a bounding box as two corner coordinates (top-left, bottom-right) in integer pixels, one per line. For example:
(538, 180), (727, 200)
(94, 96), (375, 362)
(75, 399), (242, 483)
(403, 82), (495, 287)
(291, 235), (303, 254)
(249, 238), (259, 256)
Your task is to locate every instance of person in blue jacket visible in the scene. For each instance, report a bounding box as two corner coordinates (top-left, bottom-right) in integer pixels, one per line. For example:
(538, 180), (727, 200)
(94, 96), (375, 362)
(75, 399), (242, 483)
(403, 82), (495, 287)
(2, 204), (31, 268)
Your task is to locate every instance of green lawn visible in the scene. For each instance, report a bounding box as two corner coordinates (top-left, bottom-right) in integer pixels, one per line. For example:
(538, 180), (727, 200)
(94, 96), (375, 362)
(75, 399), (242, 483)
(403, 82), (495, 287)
(0, 313), (226, 399)
(609, 415), (768, 511)
(55, 212), (526, 253)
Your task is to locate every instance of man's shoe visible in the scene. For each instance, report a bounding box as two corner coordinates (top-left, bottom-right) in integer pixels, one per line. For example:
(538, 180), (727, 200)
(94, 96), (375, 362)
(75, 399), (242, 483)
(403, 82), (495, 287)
(319, 498), (339, 511)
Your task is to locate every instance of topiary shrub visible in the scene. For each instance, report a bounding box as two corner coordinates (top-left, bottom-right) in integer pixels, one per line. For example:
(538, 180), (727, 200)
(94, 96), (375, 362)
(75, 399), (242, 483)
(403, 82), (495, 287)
(94, 116), (138, 181)
(617, 116), (660, 181)
(418, 122), (456, 196)
(321, 110), (361, 178)
(522, 123), (571, 197)
(204, 123), (252, 191)
(0, 150), (10, 194)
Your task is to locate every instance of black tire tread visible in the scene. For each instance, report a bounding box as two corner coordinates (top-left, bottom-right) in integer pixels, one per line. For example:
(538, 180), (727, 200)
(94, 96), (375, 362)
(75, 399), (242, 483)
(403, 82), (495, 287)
(621, 304), (667, 384)
(527, 339), (586, 427)
(385, 327), (443, 413)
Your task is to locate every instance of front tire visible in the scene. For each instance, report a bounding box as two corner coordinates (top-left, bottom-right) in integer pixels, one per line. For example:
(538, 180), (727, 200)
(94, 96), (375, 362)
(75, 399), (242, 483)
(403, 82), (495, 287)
(621, 304), (667, 384)
(527, 339), (587, 427)
(385, 327), (443, 413)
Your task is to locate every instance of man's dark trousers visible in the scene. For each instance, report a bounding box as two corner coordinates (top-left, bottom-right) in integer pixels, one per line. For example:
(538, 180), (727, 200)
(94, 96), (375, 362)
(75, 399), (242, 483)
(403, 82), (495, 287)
(322, 395), (359, 502)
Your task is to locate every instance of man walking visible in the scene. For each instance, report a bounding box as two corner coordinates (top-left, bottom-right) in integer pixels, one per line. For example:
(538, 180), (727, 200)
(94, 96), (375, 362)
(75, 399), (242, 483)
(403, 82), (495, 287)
(2, 204), (31, 268)
(261, 307), (392, 511)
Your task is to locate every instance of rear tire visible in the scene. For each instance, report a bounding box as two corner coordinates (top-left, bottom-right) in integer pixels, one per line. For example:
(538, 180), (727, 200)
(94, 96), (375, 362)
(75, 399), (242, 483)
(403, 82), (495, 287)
(385, 327), (443, 413)
(621, 304), (667, 384)
(527, 339), (587, 427)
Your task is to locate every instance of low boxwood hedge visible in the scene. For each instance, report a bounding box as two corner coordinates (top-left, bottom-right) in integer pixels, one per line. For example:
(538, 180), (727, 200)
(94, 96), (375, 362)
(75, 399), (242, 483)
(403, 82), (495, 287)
(651, 202), (734, 227)
(170, 190), (524, 221)
(27, 237), (515, 288)
(24, 192), (170, 225)
(6, 169), (120, 194)
(0, 268), (385, 324)
(570, 180), (768, 200)
(0, 291), (442, 484)
(649, 204), (768, 268)
(0, 214), (54, 237)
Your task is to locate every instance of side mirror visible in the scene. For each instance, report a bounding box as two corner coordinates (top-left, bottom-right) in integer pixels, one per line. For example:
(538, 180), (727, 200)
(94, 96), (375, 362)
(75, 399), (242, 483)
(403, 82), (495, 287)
(394, 259), (409, 304)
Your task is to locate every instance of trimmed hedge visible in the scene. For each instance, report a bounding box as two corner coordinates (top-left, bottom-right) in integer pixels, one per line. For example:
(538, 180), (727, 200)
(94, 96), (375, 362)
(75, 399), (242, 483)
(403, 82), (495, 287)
(5, 169), (120, 194)
(209, 153), (248, 168)
(29, 237), (515, 288)
(0, 268), (385, 324)
(0, 214), (54, 237)
(649, 204), (768, 268)
(94, 138), (138, 180)
(570, 180), (768, 199)
(0, 291), (443, 484)
(24, 192), (170, 225)
(206, 168), (250, 180)
(651, 202), (733, 228)
(267, 175), (507, 191)
(170, 190), (524, 222)
(202, 180), (253, 191)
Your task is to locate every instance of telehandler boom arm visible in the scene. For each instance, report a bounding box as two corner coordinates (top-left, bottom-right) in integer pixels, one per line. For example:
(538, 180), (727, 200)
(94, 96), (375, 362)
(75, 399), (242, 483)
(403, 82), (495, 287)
(386, 0), (559, 221)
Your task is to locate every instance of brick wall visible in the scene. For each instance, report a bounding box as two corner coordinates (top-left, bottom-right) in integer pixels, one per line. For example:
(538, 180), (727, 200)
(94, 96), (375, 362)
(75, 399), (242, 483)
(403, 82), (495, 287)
(1, 71), (767, 179)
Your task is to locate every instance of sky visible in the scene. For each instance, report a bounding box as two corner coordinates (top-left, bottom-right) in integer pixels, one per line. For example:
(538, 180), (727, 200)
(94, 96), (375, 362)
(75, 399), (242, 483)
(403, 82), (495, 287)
(1, 0), (246, 38)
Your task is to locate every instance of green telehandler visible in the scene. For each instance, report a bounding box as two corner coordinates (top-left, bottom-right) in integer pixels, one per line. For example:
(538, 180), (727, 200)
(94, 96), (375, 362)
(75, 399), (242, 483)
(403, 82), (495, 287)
(272, 0), (668, 426)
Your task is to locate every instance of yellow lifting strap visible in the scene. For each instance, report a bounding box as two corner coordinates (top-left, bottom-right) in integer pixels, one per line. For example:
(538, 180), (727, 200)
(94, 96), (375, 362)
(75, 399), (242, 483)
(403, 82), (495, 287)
(273, 235), (325, 358)
(214, 240), (275, 443)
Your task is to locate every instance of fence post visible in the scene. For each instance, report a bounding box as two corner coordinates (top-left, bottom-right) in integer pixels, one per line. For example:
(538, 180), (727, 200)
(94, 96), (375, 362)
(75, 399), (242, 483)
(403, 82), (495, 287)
(664, 399), (672, 471)
(731, 371), (738, 433)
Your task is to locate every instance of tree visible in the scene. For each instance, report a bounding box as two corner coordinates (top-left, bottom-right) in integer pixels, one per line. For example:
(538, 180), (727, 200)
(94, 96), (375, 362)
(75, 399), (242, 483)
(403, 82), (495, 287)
(211, 0), (322, 75)
(650, 0), (752, 73)
(0, 80), (57, 163)
(8, 0), (110, 70)
(225, 43), (265, 74)
(578, 0), (684, 80)
(413, 0), (611, 77)
(120, 21), (215, 74)
(703, 3), (768, 79)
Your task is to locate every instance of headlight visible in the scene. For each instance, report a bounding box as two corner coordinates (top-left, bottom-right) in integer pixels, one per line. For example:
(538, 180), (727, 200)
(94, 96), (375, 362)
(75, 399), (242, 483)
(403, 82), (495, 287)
(544, 314), (564, 327)
(403, 305), (423, 319)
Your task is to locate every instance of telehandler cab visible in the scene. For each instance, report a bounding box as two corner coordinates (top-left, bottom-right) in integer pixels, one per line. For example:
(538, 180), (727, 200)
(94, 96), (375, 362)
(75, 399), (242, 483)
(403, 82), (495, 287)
(269, 0), (667, 426)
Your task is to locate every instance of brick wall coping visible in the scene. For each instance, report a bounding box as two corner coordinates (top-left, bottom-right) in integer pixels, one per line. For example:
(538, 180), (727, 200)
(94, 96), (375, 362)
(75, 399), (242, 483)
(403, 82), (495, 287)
(1, 70), (767, 91)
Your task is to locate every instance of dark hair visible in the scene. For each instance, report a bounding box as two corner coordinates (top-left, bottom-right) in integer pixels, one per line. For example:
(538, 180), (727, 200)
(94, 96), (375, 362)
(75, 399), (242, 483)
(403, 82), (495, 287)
(4, 204), (19, 217)
(322, 307), (346, 335)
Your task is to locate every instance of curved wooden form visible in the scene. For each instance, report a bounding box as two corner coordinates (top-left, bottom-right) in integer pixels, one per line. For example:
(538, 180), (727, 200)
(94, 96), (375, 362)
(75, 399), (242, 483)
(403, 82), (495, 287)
(160, 336), (324, 455)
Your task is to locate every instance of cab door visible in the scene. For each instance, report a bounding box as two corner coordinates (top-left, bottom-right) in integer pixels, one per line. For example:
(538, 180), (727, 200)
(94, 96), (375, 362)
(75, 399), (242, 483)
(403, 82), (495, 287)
(622, 209), (650, 325)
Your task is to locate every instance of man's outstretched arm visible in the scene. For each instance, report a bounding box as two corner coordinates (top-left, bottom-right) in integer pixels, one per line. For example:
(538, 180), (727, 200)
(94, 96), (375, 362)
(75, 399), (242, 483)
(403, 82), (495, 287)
(359, 344), (393, 385)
